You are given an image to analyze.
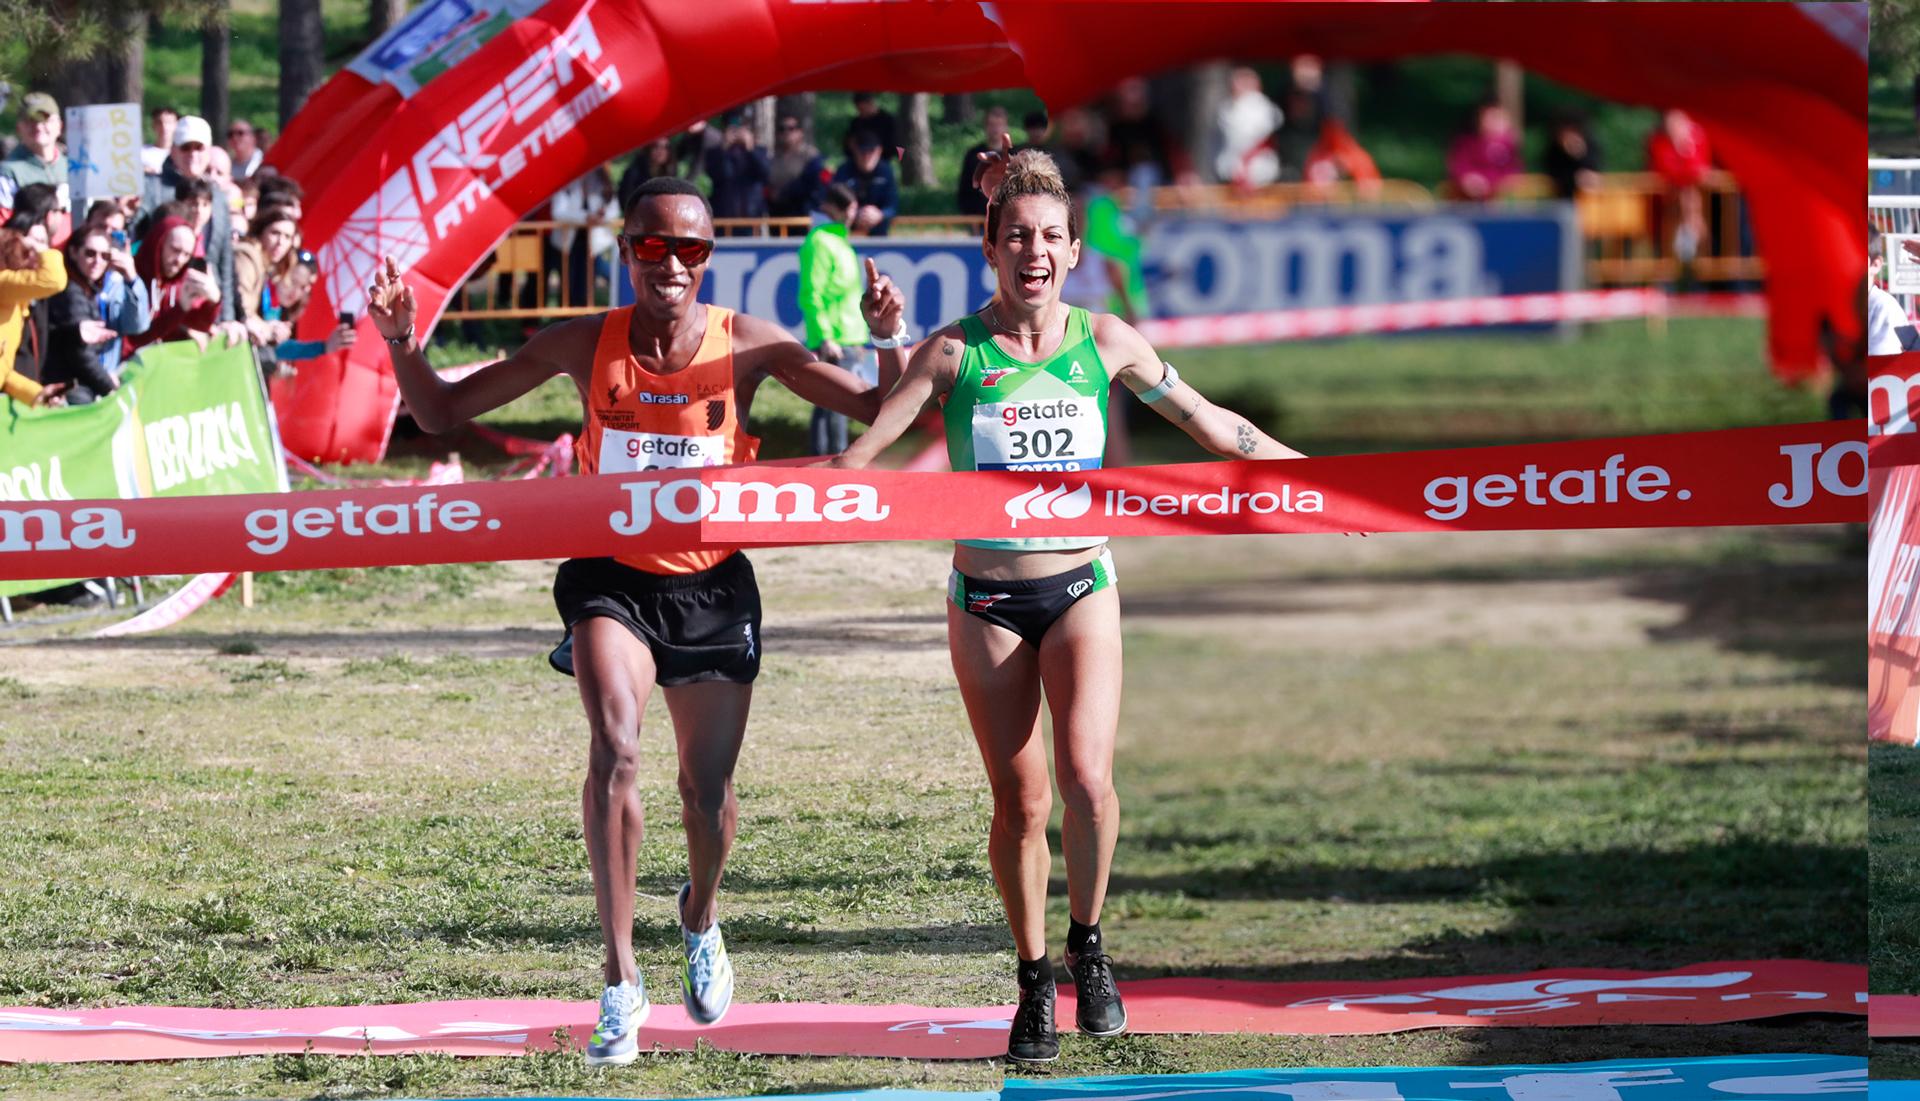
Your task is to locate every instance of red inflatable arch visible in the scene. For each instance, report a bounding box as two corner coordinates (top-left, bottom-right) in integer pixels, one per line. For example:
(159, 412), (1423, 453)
(269, 1), (1865, 463)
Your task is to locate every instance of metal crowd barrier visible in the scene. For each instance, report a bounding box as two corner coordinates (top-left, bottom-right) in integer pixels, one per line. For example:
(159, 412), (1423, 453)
(1488, 170), (1763, 287)
(1871, 161), (1920, 315)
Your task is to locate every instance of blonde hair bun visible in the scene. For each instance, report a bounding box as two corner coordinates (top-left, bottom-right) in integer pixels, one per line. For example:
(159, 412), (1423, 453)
(987, 149), (1077, 241)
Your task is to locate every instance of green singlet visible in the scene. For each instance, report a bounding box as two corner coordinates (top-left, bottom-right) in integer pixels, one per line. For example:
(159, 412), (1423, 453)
(944, 306), (1111, 552)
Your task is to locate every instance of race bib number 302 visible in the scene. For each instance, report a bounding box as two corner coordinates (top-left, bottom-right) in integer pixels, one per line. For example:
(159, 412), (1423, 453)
(972, 398), (1104, 472)
(599, 430), (727, 472)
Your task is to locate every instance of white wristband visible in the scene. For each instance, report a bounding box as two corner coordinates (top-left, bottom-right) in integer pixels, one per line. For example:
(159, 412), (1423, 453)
(1137, 361), (1180, 404)
(870, 328), (912, 349)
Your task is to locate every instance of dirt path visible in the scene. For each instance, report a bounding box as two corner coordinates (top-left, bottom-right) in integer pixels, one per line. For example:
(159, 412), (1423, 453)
(6, 527), (1814, 692)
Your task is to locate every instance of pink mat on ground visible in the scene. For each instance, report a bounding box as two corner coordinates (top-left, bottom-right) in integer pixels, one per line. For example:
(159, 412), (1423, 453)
(0, 960), (1862, 1063)
(1870, 994), (1920, 1037)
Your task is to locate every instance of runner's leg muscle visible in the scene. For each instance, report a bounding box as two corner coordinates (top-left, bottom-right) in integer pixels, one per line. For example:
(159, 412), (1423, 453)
(663, 680), (752, 932)
(575, 616), (657, 987)
(1039, 588), (1123, 927)
(949, 602), (1050, 960)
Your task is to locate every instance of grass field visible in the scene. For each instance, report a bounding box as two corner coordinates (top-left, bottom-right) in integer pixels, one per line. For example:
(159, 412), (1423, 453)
(0, 317), (1864, 1098)
(1874, 742), (1920, 1079)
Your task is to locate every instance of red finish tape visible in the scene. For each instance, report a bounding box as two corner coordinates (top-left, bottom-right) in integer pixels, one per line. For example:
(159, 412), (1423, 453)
(0, 422), (1864, 583)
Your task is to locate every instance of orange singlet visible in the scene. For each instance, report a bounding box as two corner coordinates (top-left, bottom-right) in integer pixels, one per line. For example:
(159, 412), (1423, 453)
(575, 305), (760, 575)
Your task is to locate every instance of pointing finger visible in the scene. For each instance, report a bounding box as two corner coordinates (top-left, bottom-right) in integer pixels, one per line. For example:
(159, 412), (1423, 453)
(864, 256), (879, 288)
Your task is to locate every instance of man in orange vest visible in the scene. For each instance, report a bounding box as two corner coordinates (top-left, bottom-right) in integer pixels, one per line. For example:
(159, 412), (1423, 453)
(368, 177), (909, 1066)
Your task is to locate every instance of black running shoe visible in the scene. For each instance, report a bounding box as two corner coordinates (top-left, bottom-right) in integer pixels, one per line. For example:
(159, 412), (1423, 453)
(1006, 980), (1059, 1063)
(1064, 946), (1127, 1036)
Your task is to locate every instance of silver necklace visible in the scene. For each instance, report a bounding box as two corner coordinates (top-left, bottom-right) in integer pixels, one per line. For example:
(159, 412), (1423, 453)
(988, 304), (1060, 339)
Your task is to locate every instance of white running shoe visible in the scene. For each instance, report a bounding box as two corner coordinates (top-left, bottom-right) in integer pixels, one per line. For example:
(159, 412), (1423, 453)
(678, 881), (735, 1025)
(584, 978), (650, 1067)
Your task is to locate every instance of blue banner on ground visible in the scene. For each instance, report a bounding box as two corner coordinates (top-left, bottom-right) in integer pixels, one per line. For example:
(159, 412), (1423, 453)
(491, 1055), (1862, 1101)
(619, 207), (1576, 341)
(1006, 1056), (1862, 1101)
(1872, 1086), (1920, 1100)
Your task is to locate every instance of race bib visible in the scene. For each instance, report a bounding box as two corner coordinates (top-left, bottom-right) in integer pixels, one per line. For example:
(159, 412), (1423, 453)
(599, 430), (727, 473)
(972, 397), (1104, 472)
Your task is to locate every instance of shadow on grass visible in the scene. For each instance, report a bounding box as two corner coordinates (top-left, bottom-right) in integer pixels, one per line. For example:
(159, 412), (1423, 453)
(1061, 836), (1860, 980)
(1872, 745), (1920, 992)
(1120, 528), (1862, 692)
(1452, 1020), (1865, 1064)
(1629, 559), (1863, 691)
(411, 908), (1007, 956)
(36, 628), (559, 661)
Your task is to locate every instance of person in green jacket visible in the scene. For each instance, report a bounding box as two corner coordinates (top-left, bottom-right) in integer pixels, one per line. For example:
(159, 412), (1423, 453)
(799, 183), (880, 454)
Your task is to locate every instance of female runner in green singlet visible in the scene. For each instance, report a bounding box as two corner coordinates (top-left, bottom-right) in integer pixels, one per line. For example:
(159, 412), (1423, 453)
(831, 150), (1306, 1063)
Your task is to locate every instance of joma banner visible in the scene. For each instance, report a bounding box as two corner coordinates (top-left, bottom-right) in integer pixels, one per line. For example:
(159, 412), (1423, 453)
(0, 421), (1864, 582)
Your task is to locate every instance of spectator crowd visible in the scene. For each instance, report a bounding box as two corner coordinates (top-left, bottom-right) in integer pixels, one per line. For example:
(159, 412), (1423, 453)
(0, 70), (1733, 410)
(0, 94), (346, 407)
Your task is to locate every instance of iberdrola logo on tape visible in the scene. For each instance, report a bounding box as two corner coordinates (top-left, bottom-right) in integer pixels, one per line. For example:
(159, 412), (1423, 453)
(1005, 484), (1092, 526)
(1004, 482), (1325, 528)
(611, 478), (889, 535)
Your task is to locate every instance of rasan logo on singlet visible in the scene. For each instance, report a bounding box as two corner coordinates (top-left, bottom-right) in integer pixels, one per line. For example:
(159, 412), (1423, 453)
(610, 479), (890, 535)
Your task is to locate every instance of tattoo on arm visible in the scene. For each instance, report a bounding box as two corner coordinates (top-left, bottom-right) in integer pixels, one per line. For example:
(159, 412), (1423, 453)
(1236, 422), (1257, 455)
(942, 341), (956, 356)
(1177, 398), (1199, 424)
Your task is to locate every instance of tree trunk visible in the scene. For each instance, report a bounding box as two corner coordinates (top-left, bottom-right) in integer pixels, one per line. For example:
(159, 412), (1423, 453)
(47, 56), (108, 109)
(203, 0), (231, 138)
(774, 92), (815, 151)
(107, 3), (145, 109)
(279, 0), (325, 128)
(369, 0), (407, 41)
(1495, 59), (1524, 134)
(901, 93), (934, 187)
(747, 95), (775, 153)
(943, 93), (974, 126)
(1325, 61), (1357, 127)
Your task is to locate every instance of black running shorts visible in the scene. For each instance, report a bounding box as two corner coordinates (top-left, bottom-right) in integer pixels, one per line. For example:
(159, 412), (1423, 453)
(949, 549), (1117, 649)
(551, 553), (761, 686)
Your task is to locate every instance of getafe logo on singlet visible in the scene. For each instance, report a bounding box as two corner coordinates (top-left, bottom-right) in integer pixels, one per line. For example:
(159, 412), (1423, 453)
(577, 305), (761, 575)
(599, 430), (728, 471)
(945, 309), (1111, 475)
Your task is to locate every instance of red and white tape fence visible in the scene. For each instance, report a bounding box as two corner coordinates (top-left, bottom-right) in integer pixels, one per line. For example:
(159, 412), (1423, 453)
(0, 422), (1863, 583)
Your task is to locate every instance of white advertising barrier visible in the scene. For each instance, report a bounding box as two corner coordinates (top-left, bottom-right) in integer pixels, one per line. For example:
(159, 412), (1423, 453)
(1888, 234), (1920, 297)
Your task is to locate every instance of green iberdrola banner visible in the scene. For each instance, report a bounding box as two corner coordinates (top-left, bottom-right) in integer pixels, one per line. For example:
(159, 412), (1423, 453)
(0, 338), (284, 598)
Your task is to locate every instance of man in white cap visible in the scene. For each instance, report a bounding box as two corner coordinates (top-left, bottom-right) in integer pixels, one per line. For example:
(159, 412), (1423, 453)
(0, 92), (70, 218)
(141, 114), (236, 322)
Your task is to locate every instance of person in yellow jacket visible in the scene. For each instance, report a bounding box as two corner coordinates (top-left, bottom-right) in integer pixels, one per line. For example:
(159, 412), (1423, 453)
(0, 225), (68, 404)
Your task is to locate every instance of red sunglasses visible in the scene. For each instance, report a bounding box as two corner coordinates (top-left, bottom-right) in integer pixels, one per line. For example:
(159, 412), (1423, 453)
(624, 234), (713, 266)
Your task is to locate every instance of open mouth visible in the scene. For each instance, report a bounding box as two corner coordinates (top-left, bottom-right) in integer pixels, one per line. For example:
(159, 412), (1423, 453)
(649, 280), (690, 304)
(1017, 265), (1051, 293)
